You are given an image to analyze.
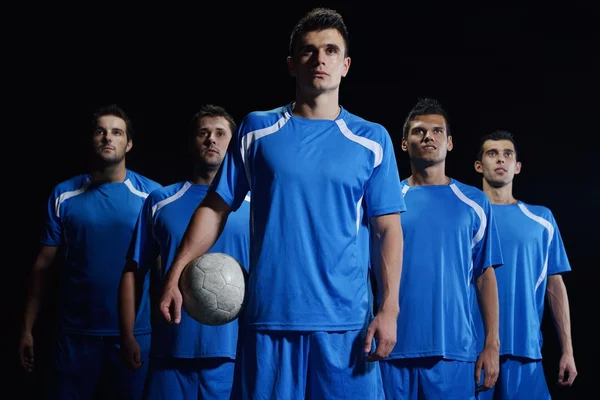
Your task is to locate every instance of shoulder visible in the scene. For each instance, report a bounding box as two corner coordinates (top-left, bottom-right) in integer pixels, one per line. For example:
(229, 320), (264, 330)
(146, 181), (187, 203)
(451, 180), (490, 207)
(340, 109), (392, 143)
(518, 201), (554, 221)
(238, 105), (290, 136)
(50, 174), (91, 197)
(126, 170), (162, 193)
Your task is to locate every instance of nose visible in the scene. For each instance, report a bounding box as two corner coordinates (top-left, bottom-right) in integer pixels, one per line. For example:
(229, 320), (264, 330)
(422, 130), (434, 142)
(203, 132), (216, 144)
(315, 48), (327, 64)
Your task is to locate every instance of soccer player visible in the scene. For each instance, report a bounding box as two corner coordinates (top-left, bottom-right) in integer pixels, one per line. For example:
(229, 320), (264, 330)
(19, 104), (162, 399)
(118, 104), (250, 400)
(158, 8), (405, 399)
(378, 98), (503, 400)
(473, 130), (577, 399)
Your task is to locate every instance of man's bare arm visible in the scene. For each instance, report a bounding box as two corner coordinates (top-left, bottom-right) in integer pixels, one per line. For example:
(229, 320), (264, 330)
(162, 192), (232, 289)
(474, 267), (500, 391)
(364, 212), (402, 361)
(475, 267), (500, 349)
(547, 275), (573, 355)
(22, 245), (58, 334)
(118, 260), (140, 340)
(370, 213), (403, 314)
(547, 274), (577, 385)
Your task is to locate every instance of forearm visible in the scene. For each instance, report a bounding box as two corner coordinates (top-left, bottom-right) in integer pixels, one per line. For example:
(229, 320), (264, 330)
(476, 267), (500, 349)
(547, 275), (573, 355)
(163, 200), (228, 288)
(118, 269), (137, 339)
(21, 268), (50, 334)
(373, 215), (403, 313)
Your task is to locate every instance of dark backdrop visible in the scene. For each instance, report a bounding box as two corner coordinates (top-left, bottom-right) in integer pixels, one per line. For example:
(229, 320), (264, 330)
(6, 2), (597, 398)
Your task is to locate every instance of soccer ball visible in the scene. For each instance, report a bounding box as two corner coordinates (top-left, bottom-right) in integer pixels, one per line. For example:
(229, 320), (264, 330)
(179, 252), (247, 326)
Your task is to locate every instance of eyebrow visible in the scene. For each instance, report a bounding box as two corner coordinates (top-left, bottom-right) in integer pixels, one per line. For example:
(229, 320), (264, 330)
(411, 125), (445, 131)
(197, 127), (229, 133)
(487, 148), (514, 153)
(301, 43), (342, 52)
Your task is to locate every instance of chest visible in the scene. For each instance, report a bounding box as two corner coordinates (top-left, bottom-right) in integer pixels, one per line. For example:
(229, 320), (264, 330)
(495, 209), (550, 250)
(402, 189), (480, 237)
(251, 125), (374, 189)
(62, 187), (144, 234)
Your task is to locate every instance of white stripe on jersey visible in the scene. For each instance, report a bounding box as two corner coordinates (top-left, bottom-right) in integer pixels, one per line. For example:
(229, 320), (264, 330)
(518, 203), (554, 291)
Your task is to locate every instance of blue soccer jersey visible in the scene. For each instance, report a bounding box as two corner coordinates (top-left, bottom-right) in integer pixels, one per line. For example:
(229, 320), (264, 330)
(40, 170), (162, 335)
(388, 179), (503, 361)
(127, 182), (250, 358)
(474, 202), (571, 361)
(212, 103), (405, 331)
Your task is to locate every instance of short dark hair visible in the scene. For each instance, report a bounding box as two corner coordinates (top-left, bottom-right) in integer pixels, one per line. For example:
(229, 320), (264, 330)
(289, 8), (350, 57)
(92, 104), (133, 141)
(402, 98), (450, 138)
(477, 130), (517, 161)
(188, 104), (237, 137)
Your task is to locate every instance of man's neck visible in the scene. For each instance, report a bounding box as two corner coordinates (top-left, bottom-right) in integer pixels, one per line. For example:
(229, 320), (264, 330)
(90, 162), (127, 183)
(482, 180), (517, 204)
(293, 90), (341, 120)
(191, 165), (217, 185)
(408, 163), (449, 186)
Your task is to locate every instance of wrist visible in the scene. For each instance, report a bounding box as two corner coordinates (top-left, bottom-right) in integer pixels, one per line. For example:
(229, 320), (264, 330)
(378, 301), (400, 316)
(120, 331), (135, 342)
(484, 336), (500, 351)
(561, 344), (574, 357)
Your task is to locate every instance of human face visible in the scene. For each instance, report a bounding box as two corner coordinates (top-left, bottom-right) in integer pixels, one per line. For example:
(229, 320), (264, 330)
(401, 114), (453, 165)
(475, 139), (521, 188)
(92, 115), (132, 165)
(190, 116), (232, 169)
(287, 28), (351, 95)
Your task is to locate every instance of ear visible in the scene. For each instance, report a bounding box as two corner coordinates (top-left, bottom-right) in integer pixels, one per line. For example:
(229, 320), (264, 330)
(514, 161), (522, 175)
(126, 139), (133, 153)
(341, 57), (351, 78)
(447, 135), (453, 152)
(401, 137), (408, 152)
(474, 160), (483, 173)
(287, 56), (295, 77)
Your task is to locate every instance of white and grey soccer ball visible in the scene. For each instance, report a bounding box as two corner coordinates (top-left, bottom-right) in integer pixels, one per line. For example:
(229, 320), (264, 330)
(179, 252), (247, 326)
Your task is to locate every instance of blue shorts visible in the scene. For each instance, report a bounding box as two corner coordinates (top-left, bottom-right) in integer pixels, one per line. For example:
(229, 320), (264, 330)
(231, 329), (384, 400)
(477, 356), (550, 400)
(379, 357), (478, 400)
(142, 357), (235, 400)
(44, 332), (150, 400)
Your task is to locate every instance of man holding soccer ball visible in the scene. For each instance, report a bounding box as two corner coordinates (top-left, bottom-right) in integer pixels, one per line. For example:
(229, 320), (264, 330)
(159, 8), (405, 400)
(118, 104), (250, 400)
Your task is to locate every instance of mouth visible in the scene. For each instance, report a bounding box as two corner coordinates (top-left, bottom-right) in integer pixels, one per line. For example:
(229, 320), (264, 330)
(204, 148), (219, 155)
(494, 168), (507, 173)
(311, 71), (329, 77)
(422, 145), (437, 150)
(100, 146), (115, 151)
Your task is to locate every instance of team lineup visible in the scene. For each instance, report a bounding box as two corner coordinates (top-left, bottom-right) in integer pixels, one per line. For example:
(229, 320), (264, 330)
(19, 7), (577, 400)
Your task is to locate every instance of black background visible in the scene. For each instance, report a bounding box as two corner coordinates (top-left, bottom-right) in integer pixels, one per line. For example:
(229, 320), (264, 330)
(6, 1), (597, 398)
